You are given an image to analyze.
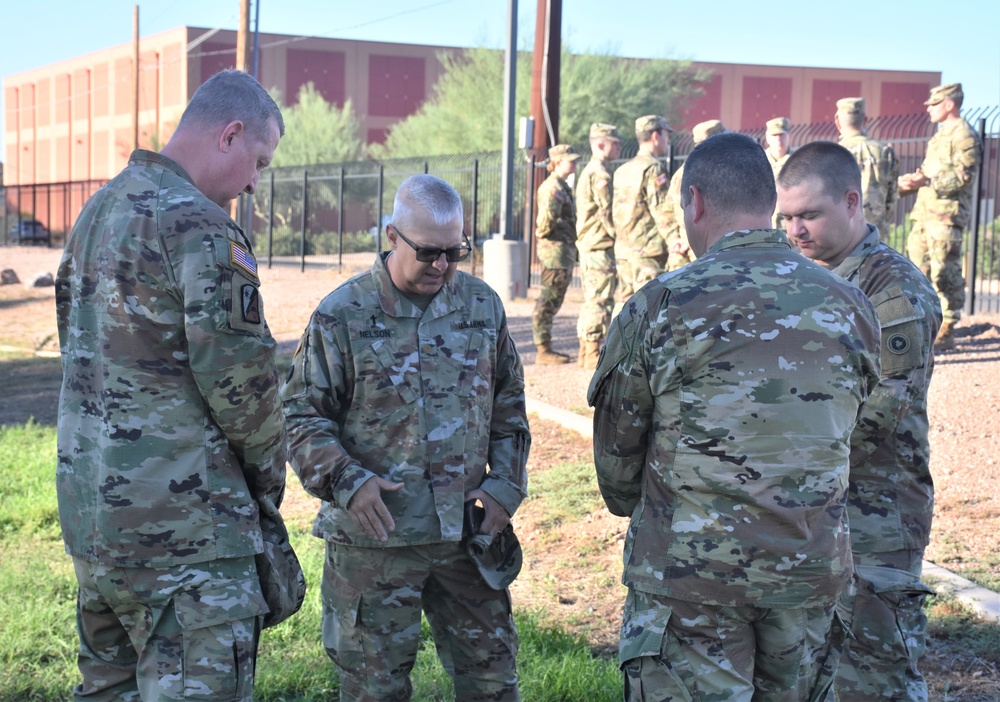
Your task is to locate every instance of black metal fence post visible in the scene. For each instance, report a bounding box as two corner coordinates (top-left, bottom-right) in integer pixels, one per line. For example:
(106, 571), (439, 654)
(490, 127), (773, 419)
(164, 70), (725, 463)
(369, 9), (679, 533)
(376, 164), (385, 252)
(300, 170), (309, 272)
(337, 166), (345, 269)
(267, 170), (275, 268)
(967, 117), (987, 315)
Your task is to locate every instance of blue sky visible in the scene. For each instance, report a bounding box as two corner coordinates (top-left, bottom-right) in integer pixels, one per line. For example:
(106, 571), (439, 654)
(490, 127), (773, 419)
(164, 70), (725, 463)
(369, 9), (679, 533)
(3, 0), (999, 154)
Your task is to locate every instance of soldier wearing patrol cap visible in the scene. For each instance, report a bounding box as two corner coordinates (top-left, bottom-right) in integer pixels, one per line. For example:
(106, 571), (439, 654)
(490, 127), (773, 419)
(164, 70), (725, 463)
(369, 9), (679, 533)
(612, 114), (675, 303)
(777, 141), (941, 701)
(575, 122), (621, 369)
(835, 97), (899, 243)
(282, 174), (531, 700)
(764, 117), (794, 228)
(667, 119), (726, 271)
(899, 83), (983, 351)
(533, 143), (581, 364)
(56, 69), (290, 699)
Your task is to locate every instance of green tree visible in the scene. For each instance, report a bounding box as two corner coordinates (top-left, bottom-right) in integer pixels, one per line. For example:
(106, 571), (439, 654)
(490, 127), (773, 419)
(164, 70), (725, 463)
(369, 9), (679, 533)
(374, 47), (710, 158)
(271, 83), (366, 166)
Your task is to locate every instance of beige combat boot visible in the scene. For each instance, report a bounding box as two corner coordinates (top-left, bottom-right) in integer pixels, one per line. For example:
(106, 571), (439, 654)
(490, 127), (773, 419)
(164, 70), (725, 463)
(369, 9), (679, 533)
(536, 342), (570, 365)
(578, 340), (601, 370)
(934, 320), (956, 352)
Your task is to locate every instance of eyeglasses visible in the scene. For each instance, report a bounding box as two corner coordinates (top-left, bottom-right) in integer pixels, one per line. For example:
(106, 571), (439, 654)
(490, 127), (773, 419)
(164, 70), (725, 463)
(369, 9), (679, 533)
(390, 224), (472, 263)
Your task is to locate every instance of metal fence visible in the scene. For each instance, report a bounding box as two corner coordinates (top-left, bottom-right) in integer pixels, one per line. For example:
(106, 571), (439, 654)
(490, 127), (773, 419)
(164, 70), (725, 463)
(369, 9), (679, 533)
(4, 106), (999, 314)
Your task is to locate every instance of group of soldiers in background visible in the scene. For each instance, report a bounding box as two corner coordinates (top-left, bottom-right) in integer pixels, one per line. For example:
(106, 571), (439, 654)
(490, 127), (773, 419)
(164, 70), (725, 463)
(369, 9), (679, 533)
(531, 81), (982, 363)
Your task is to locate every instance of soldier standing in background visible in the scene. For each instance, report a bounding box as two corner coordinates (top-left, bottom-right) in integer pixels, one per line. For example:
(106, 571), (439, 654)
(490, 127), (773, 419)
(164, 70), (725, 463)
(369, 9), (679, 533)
(835, 97), (899, 242)
(899, 83), (983, 352)
(55, 69), (288, 699)
(779, 142), (941, 702)
(590, 133), (881, 700)
(764, 117), (794, 229)
(533, 144), (580, 364)
(667, 119), (726, 270)
(612, 115), (675, 302)
(575, 123), (621, 369)
(282, 174), (530, 701)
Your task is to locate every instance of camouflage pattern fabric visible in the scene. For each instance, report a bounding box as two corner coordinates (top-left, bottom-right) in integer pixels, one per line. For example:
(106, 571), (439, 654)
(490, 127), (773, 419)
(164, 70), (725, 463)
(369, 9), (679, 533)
(281, 251), (530, 548)
(836, 550), (934, 701)
(839, 133), (899, 240)
(666, 163), (697, 271)
(576, 157), (618, 342)
(828, 228), (940, 701)
(535, 172), (577, 270)
(621, 589), (846, 701)
(72, 556), (265, 701)
(906, 117), (982, 324)
(55, 149), (288, 570)
(323, 541), (518, 701)
(533, 267), (571, 346)
(576, 249), (617, 342)
(588, 228), (881, 610)
(836, 227), (941, 554)
(767, 149), (793, 230)
(613, 152), (675, 296)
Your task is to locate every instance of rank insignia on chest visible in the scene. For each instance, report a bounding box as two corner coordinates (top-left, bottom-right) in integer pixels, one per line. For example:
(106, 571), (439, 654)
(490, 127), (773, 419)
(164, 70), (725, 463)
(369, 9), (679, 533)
(241, 284), (262, 324)
(230, 241), (259, 278)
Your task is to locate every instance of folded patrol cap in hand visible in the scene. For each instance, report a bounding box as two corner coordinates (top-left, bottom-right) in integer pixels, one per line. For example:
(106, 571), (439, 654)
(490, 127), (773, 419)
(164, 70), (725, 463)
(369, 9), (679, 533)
(463, 502), (523, 590)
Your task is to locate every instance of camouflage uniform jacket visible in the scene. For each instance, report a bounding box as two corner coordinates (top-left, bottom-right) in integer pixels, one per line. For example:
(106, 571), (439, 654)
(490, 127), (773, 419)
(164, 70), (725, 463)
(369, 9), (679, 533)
(612, 152), (674, 260)
(839, 132), (899, 232)
(535, 172), (577, 269)
(281, 252), (531, 548)
(835, 227), (942, 553)
(766, 148), (792, 181)
(55, 149), (287, 567)
(911, 118), (982, 229)
(575, 157), (615, 253)
(587, 229), (881, 608)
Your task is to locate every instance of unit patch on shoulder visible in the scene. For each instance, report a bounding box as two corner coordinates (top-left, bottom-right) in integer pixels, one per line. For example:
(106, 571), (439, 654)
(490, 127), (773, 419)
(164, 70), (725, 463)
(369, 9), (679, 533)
(231, 241), (259, 278)
(887, 333), (910, 354)
(242, 284), (262, 324)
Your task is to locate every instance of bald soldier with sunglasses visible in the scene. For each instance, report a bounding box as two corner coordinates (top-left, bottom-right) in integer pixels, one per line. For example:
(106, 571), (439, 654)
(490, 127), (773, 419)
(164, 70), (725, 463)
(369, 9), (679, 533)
(281, 174), (531, 701)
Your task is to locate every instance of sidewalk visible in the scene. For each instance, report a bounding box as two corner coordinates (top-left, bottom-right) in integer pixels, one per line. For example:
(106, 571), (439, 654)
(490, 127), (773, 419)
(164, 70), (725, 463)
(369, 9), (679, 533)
(525, 396), (1000, 624)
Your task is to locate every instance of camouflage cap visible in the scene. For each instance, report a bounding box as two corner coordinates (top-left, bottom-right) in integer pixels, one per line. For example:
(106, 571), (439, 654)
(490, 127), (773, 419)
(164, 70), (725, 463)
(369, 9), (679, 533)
(692, 119), (726, 144)
(548, 143), (581, 163)
(766, 117), (791, 135)
(924, 83), (963, 106)
(836, 97), (865, 115)
(635, 114), (673, 135)
(589, 122), (621, 141)
(464, 503), (522, 590)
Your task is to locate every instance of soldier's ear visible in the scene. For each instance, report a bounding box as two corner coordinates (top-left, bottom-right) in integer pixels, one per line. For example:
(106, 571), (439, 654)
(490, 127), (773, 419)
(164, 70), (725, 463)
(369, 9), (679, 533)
(845, 189), (861, 216)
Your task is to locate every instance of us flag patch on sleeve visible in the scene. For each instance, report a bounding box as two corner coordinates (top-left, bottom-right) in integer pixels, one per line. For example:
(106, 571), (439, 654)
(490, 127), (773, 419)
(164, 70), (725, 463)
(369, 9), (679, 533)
(230, 241), (259, 278)
(655, 173), (668, 188)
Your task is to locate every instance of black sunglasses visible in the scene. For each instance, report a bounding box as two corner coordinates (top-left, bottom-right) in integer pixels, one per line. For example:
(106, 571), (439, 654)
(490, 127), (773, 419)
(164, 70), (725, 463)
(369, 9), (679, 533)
(390, 224), (472, 263)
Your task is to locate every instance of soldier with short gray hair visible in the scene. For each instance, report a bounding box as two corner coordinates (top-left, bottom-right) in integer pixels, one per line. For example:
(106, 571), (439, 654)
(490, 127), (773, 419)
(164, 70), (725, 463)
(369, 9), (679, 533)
(834, 97), (899, 242)
(589, 132), (881, 701)
(56, 69), (289, 699)
(281, 174), (530, 700)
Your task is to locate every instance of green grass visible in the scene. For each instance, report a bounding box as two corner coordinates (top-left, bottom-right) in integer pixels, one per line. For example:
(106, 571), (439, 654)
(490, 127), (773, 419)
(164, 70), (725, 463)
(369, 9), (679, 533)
(525, 461), (604, 529)
(0, 424), (621, 701)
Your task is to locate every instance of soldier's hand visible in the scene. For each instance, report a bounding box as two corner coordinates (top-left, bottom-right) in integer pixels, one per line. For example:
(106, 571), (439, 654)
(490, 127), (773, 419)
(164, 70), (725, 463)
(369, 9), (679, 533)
(347, 476), (404, 541)
(466, 489), (511, 541)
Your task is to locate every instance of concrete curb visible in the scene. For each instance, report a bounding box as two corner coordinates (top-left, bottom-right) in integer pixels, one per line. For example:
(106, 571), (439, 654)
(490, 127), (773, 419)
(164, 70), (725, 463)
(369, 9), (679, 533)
(525, 396), (1000, 624)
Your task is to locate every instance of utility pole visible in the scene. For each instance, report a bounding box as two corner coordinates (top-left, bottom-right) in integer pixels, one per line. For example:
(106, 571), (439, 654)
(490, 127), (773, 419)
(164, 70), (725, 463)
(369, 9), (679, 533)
(529, 0), (562, 157)
(236, 0), (251, 71)
(132, 5), (139, 152)
(498, 0), (518, 240)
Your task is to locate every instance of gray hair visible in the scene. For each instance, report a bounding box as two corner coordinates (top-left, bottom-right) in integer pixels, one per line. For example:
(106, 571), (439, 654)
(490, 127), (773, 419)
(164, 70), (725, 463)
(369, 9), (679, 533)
(392, 175), (464, 228)
(680, 132), (776, 218)
(177, 69), (284, 141)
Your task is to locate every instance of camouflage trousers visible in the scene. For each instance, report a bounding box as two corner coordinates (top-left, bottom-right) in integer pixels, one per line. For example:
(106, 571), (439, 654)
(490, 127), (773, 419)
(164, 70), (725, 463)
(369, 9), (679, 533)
(620, 589), (845, 702)
(616, 254), (667, 303)
(907, 220), (965, 324)
(533, 266), (571, 346)
(835, 549), (934, 702)
(322, 541), (519, 701)
(576, 248), (617, 342)
(71, 556), (266, 701)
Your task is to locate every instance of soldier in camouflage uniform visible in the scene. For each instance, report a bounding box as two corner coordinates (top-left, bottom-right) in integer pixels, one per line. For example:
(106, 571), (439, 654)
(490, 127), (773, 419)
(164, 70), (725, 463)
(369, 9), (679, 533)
(765, 117), (794, 230)
(900, 83), (983, 351)
(575, 123), (621, 369)
(778, 142), (942, 702)
(667, 119), (726, 271)
(835, 97), (899, 242)
(55, 69), (288, 700)
(613, 115), (675, 302)
(281, 174), (531, 701)
(588, 133), (881, 701)
(533, 144), (580, 364)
